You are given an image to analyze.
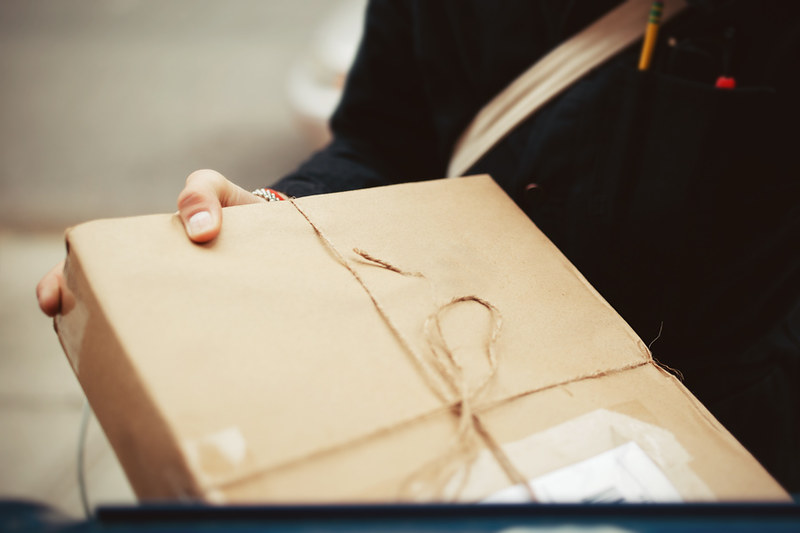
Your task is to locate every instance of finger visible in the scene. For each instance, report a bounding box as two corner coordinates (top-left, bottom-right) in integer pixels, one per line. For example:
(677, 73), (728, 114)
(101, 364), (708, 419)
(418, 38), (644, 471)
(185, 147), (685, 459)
(177, 169), (267, 243)
(176, 169), (226, 242)
(37, 260), (65, 317)
(177, 170), (234, 243)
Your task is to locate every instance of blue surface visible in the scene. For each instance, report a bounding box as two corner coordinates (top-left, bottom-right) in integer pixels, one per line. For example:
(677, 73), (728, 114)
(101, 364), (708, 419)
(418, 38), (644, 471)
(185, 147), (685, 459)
(4, 500), (800, 533)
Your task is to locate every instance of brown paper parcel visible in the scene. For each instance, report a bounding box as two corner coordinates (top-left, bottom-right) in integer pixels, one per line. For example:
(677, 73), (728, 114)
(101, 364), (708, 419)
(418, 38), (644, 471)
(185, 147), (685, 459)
(55, 175), (788, 503)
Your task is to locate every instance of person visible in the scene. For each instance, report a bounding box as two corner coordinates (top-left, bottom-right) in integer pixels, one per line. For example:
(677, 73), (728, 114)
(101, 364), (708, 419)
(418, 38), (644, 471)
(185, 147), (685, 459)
(37, 0), (799, 491)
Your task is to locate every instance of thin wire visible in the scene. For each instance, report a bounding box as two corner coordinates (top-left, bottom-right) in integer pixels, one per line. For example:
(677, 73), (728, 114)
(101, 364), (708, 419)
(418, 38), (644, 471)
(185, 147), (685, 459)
(77, 399), (91, 519)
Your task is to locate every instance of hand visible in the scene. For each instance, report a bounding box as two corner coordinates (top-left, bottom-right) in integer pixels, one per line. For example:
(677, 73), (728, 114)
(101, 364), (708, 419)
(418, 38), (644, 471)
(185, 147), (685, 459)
(36, 169), (282, 317)
(177, 168), (274, 243)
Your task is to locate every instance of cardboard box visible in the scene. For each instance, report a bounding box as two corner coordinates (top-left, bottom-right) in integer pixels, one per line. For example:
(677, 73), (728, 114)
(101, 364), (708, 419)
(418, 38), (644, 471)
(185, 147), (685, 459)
(55, 175), (788, 503)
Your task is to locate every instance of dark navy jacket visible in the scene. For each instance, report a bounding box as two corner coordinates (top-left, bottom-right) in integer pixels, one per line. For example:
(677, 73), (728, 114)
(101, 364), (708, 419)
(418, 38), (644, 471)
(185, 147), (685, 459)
(274, 0), (800, 490)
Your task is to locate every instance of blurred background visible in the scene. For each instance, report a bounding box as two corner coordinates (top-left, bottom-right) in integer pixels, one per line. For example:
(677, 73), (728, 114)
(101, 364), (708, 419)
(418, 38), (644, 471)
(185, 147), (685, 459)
(0, 0), (364, 518)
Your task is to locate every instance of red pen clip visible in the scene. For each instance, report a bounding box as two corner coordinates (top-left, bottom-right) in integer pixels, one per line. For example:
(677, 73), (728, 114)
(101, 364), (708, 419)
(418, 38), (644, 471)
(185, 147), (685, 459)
(716, 27), (736, 90)
(715, 76), (736, 89)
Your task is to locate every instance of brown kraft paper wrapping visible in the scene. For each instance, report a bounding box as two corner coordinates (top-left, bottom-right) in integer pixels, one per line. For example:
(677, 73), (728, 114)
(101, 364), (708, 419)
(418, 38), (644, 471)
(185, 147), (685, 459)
(54, 175), (789, 503)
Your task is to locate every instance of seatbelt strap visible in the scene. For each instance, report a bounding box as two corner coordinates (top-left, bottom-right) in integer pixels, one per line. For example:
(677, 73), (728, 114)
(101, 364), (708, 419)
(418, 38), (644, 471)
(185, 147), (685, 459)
(447, 0), (687, 178)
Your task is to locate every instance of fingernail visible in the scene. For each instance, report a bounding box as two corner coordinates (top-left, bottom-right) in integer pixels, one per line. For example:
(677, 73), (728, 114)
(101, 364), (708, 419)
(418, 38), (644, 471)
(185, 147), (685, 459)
(188, 211), (213, 237)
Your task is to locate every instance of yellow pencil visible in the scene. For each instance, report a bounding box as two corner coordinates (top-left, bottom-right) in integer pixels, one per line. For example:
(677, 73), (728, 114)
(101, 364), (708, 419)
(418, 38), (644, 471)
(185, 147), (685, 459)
(638, 1), (664, 71)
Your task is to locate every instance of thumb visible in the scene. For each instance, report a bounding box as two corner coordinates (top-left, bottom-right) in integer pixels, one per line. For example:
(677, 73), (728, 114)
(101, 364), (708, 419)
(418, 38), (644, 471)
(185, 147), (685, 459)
(176, 169), (228, 243)
(177, 169), (268, 243)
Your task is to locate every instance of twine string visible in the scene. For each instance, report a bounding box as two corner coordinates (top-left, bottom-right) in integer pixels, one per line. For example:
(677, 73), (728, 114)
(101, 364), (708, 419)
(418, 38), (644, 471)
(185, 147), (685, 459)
(288, 198), (535, 501)
(201, 199), (668, 501)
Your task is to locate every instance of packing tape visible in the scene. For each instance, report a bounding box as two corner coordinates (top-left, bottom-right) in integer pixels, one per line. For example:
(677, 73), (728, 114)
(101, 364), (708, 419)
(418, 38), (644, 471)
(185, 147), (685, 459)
(183, 426), (252, 491)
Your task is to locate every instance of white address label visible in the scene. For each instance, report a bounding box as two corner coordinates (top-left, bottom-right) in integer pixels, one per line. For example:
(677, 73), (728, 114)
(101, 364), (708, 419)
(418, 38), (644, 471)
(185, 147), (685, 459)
(484, 441), (683, 504)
